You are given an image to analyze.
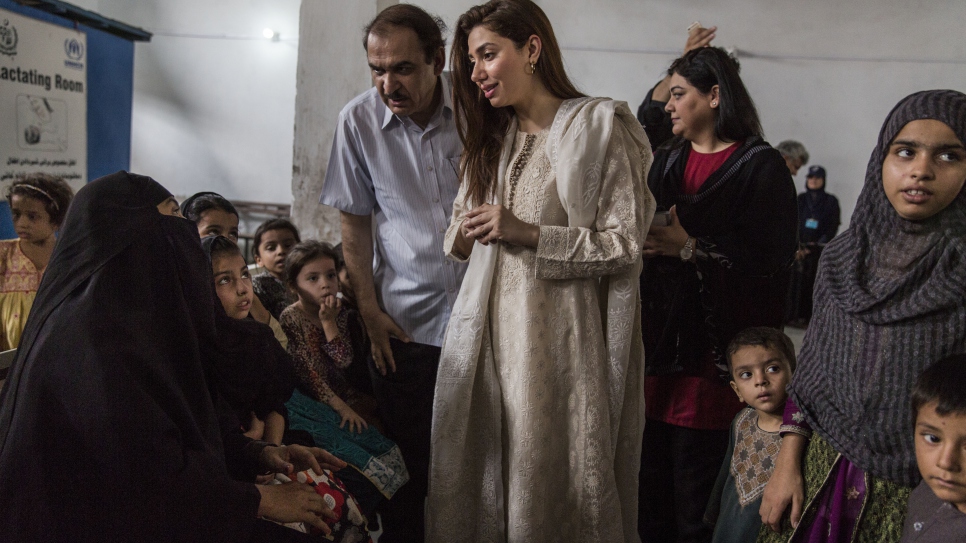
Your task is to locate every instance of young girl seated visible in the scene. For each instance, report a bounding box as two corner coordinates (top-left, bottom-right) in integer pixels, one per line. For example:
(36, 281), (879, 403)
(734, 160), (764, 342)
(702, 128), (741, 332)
(705, 327), (796, 543)
(0, 174), (73, 350)
(280, 241), (408, 515)
(202, 235), (374, 539)
(252, 218), (300, 320)
(759, 90), (966, 542)
(183, 192), (287, 346)
(202, 234), (293, 445)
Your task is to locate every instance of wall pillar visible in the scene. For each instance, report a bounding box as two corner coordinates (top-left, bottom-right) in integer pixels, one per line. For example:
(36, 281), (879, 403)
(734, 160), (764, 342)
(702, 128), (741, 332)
(291, 0), (398, 243)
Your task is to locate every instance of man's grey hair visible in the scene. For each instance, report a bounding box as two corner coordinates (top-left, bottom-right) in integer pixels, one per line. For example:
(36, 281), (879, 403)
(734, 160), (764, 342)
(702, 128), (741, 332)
(776, 140), (809, 165)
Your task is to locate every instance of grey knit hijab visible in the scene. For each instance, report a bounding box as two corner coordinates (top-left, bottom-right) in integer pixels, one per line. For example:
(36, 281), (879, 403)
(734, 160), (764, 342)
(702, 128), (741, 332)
(790, 89), (966, 485)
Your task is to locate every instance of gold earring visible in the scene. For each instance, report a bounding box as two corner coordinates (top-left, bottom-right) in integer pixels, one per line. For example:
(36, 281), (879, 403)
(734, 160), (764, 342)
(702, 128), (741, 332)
(529, 61), (536, 74)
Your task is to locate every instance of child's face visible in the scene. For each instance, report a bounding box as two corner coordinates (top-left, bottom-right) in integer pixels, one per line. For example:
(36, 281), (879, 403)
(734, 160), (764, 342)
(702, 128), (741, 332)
(915, 401), (966, 513)
(729, 345), (791, 417)
(11, 194), (56, 243)
(255, 228), (297, 278)
(882, 119), (966, 221)
(212, 252), (253, 319)
(196, 209), (239, 242)
(294, 256), (339, 307)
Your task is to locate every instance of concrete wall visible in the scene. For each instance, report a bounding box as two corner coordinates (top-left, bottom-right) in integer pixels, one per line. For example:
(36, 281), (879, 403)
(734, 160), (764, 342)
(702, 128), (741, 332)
(290, 0), (387, 242)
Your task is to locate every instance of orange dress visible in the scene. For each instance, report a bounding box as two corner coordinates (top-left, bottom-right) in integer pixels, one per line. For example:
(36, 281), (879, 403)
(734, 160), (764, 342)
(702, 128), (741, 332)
(0, 239), (43, 350)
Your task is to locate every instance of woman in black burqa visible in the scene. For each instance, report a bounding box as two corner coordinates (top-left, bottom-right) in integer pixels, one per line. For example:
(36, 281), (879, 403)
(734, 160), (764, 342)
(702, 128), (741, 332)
(0, 171), (344, 541)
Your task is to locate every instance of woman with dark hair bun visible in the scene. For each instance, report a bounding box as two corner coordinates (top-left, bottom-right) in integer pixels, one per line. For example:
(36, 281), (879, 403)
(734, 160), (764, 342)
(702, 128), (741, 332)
(638, 46), (798, 542)
(429, 0), (654, 541)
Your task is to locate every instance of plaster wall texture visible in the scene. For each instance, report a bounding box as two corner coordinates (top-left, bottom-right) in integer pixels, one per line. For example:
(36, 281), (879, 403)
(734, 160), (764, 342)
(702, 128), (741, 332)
(291, 0), (385, 242)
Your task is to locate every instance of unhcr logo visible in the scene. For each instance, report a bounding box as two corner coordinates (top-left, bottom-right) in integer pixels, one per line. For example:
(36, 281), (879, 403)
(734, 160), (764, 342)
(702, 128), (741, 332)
(64, 37), (84, 69)
(64, 38), (83, 60)
(0, 19), (17, 57)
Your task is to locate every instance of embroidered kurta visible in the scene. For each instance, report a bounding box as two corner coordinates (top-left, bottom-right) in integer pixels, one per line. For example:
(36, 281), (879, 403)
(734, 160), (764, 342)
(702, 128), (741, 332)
(707, 408), (781, 543)
(428, 99), (654, 542)
(0, 239), (43, 350)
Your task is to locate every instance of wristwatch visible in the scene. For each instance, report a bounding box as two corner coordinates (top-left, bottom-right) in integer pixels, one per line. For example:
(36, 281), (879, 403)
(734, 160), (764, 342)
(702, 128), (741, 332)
(680, 237), (695, 262)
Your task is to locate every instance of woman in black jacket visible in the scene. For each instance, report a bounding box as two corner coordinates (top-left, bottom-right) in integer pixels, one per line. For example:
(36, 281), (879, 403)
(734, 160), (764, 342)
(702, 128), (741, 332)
(638, 47), (798, 543)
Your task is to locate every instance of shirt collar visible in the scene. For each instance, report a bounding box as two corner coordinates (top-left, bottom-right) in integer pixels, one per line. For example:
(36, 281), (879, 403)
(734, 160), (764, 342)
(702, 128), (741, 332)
(380, 72), (453, 130)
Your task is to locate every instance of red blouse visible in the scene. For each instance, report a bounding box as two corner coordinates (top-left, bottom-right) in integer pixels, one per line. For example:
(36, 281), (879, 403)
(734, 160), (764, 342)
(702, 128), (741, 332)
(682, 143), (738, 195)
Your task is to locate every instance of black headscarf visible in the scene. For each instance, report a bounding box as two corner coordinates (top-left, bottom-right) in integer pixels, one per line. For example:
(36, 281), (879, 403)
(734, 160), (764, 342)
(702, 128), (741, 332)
(199, 234), (295, 428)
(0, 172), (261, 541)
(791, 90), (966, 485)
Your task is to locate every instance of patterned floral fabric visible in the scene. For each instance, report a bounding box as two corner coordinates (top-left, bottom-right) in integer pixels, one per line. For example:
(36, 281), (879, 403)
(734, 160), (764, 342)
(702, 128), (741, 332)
(280, 305), (355, 406)
(428, 99), (654, 542)
(732, 408), (782, 507)
(780, 398), (814, 439)
(0, 239), (42, 350)
(757, 435), (911, 543)
(280, 304), (409, 500)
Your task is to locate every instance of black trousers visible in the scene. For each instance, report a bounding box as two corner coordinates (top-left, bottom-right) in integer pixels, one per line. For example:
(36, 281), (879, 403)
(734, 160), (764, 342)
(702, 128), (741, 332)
(638, 419), (730, 543)
(368, 338), (441, 543)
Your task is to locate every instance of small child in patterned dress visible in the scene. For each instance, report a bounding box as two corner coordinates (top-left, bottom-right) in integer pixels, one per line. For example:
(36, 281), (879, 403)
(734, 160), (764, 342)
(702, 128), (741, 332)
(279, 240), (408, 520)
(900, 354), (966, 543)
(705, 327), (796, 543)
(0, 174), (73, 350)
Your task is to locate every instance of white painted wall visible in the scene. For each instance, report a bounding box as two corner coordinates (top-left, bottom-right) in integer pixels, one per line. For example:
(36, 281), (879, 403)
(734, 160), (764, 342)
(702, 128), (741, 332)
(91, 0), (302, 204)
(83, 0), (965, 233)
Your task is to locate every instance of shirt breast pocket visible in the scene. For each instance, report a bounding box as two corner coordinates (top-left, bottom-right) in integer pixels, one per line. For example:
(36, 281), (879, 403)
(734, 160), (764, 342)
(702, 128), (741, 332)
(445, 155), (461, 183)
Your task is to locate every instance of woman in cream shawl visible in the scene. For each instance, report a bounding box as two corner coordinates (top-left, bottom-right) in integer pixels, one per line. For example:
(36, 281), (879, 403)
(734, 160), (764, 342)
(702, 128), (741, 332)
(427, 1), (654, 541)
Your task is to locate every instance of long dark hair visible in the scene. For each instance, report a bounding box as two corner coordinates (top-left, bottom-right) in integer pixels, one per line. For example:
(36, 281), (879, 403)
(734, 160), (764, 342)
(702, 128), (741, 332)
(668, 47), (762, 145)
(180, 192), (238, 224)
(451, 0), (584, 207)
(201, 234), (242, 263)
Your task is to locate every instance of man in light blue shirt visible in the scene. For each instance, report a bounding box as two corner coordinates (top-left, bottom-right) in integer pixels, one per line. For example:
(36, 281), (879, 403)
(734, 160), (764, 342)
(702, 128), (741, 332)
(319, 5), (465, 542)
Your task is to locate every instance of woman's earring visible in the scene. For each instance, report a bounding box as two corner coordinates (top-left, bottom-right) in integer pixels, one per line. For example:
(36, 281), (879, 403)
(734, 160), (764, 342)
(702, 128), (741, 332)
(529, 61), (536, 75)
(711, 100), (717, 107)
